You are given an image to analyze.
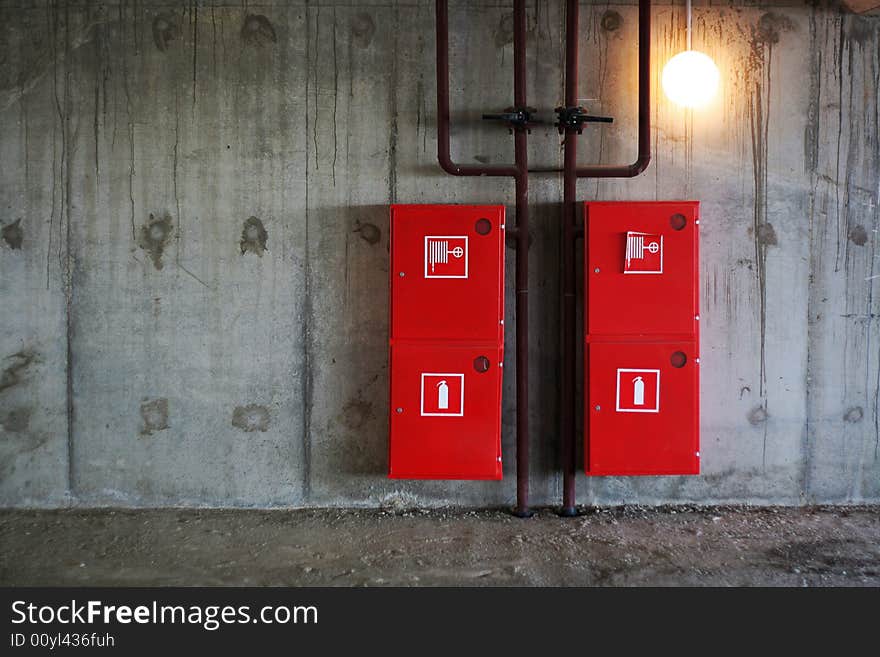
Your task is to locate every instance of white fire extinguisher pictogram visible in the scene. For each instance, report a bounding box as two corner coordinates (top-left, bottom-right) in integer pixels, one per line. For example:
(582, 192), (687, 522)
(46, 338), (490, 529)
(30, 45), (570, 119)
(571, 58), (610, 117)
(633, 376), (645, 406)
(437, 380), (449, 410)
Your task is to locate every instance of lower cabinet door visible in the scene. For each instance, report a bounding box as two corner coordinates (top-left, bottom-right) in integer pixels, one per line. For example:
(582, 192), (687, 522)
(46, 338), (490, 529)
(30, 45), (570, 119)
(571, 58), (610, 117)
(586, 340), (699, 476)
(389, 343), (503, 480)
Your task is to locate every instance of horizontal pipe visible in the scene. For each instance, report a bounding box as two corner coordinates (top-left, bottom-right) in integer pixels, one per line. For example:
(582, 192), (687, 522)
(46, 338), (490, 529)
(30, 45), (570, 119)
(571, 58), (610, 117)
(524, 0), (652, 179)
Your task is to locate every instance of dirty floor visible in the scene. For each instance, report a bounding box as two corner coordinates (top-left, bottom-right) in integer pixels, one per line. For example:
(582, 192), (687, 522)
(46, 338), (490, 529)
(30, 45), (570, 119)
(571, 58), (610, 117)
(1, 506), (877, 586)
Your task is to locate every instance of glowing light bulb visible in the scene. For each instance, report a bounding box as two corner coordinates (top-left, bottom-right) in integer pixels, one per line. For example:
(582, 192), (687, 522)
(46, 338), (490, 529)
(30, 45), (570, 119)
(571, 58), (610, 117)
(661, 50), (720, 109)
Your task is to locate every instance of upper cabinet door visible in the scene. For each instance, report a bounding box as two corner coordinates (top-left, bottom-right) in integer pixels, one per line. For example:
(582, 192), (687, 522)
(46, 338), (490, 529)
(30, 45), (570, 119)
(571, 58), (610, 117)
(391, 205), (505, 343)
(586, 201), (699, 338)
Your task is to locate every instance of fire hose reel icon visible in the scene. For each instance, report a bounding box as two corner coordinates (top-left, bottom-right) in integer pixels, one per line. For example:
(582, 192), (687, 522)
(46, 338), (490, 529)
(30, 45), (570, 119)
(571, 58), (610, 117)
(425, 236), (468, 279)
(624, 231), (664, 274)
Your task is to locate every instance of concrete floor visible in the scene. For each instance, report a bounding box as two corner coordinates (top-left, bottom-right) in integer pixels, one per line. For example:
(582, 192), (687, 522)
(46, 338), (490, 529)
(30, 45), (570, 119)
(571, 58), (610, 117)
(1, 506), (877, 587)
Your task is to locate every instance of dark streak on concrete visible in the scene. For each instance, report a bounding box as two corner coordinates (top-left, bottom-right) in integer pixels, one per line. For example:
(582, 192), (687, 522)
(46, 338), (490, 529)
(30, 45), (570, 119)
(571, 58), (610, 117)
(302, 0), (314, 502)
(1, 407), (32, 433)
(137, 213), (173, 270)
(240, 216), (268, 256)
(191, 2), (199, 111)
(350, 13), (375, 49)
(1, 219), (23, 250)
(495, 12), (516, 47)
(804, 7), (821, 174)
(241, 14), (276, 47)
(388, 7), (399, 204)
(332, 8), (339, 187)
(140, 398), (169, 437)
(152, 13), (179, 52)
(232, 405), (270, 433)
(848, 224), (868, 246)
(353, 220), (381, 246)
(0, 350), (38, 394)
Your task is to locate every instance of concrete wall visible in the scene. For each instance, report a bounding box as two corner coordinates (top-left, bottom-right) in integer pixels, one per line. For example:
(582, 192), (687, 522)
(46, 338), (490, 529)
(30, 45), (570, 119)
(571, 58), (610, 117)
(0, 0), (877, 508)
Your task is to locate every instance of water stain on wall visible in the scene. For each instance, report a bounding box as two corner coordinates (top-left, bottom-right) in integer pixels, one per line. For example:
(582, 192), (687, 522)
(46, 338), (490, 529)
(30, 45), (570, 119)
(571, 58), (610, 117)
(140, 398), (169, 436)
(745, 11), (795, 410)
(600, 10), (622, 33)
(232, 404), (270, 432)
(1, 407), (31, 433)
(353, 219), (381, 246)
(494, 10), (536, 48)
(2, 219), (23, 250)
(843, 406), (864, 423)
(754, 12), (794, 45)
(152, 13), (180, 52)
(351, 13), (375, 49)
(748, 405), (769, 426)
(240, 216), (268, 256)
(755, 222), (778, 246)
(0, 350), (38, 394)
(847, 224), (868, 246)
(138, 213), (173, 270)
(241, 14), (276, 47)
(341, 397), (373, 431)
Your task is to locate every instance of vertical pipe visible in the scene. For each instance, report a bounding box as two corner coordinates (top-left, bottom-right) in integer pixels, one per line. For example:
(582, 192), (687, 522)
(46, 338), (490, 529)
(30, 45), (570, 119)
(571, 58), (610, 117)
(512, 0), (531, 518)
(686, 0), (692, 51)
(436, 0), (530, 516)
(560, 0), (579, 517)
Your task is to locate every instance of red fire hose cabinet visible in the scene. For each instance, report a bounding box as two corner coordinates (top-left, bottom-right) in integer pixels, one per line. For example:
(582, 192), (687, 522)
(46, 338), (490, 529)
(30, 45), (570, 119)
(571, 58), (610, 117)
(584, 201), (700, 476)
(389, 205), (505, 479)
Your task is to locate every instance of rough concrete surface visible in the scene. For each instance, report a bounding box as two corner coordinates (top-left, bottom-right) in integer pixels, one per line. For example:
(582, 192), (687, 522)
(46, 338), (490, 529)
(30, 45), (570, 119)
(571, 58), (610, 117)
(0, 1), (878, 509)
(0, 507), (877, 586)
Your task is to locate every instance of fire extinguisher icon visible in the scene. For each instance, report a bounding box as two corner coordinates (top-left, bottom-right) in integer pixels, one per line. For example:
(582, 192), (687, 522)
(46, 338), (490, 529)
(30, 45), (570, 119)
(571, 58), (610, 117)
(437, 380), (449, 410)
(633, 376), (645, 406)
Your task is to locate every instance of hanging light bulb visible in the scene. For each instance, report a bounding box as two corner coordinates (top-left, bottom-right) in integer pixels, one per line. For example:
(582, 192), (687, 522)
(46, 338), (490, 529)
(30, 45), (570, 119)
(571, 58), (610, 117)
(661, 0), (720, 109)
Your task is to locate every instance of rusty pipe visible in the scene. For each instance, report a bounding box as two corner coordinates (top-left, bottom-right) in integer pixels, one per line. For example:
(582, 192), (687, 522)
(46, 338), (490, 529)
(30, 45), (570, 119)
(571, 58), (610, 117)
(560, 0), (580, 517)
(577, 0), (651, 178)
(560, 0), (653, 516)
(512, 0), (531, 518)
(526, 0), (652, 178)
(436, 0), (531, 517)
(436, 0), (519, 179)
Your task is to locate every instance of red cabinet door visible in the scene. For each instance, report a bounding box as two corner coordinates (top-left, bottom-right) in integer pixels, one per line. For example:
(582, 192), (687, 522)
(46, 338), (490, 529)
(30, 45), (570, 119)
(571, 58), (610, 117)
(586, 340), (699, 475)
(586, 201), (699, 337)
(389, 343), (503, 480)
(391, 205), (505, 343)
(584, 201), (700, 476)
(389, 205), (505, 480)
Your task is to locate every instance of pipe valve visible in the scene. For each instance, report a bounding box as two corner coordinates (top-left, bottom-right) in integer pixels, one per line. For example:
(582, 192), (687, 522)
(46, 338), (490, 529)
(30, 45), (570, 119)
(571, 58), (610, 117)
(482, 107), (535, 133)
(555, 106), (613, 134)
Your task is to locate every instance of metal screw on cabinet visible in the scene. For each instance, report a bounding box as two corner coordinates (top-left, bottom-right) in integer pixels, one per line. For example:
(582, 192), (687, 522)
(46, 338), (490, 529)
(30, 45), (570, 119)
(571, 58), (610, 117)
(395, 407), (403, 414)
(594, 267), (600, 273)
(399, 272), (405, 277)
(594, 404), (601, 411)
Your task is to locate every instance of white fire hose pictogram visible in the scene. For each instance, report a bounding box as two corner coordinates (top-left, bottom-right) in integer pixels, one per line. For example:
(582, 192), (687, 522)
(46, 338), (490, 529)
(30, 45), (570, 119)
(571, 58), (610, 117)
(428, 240), (465, 273)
